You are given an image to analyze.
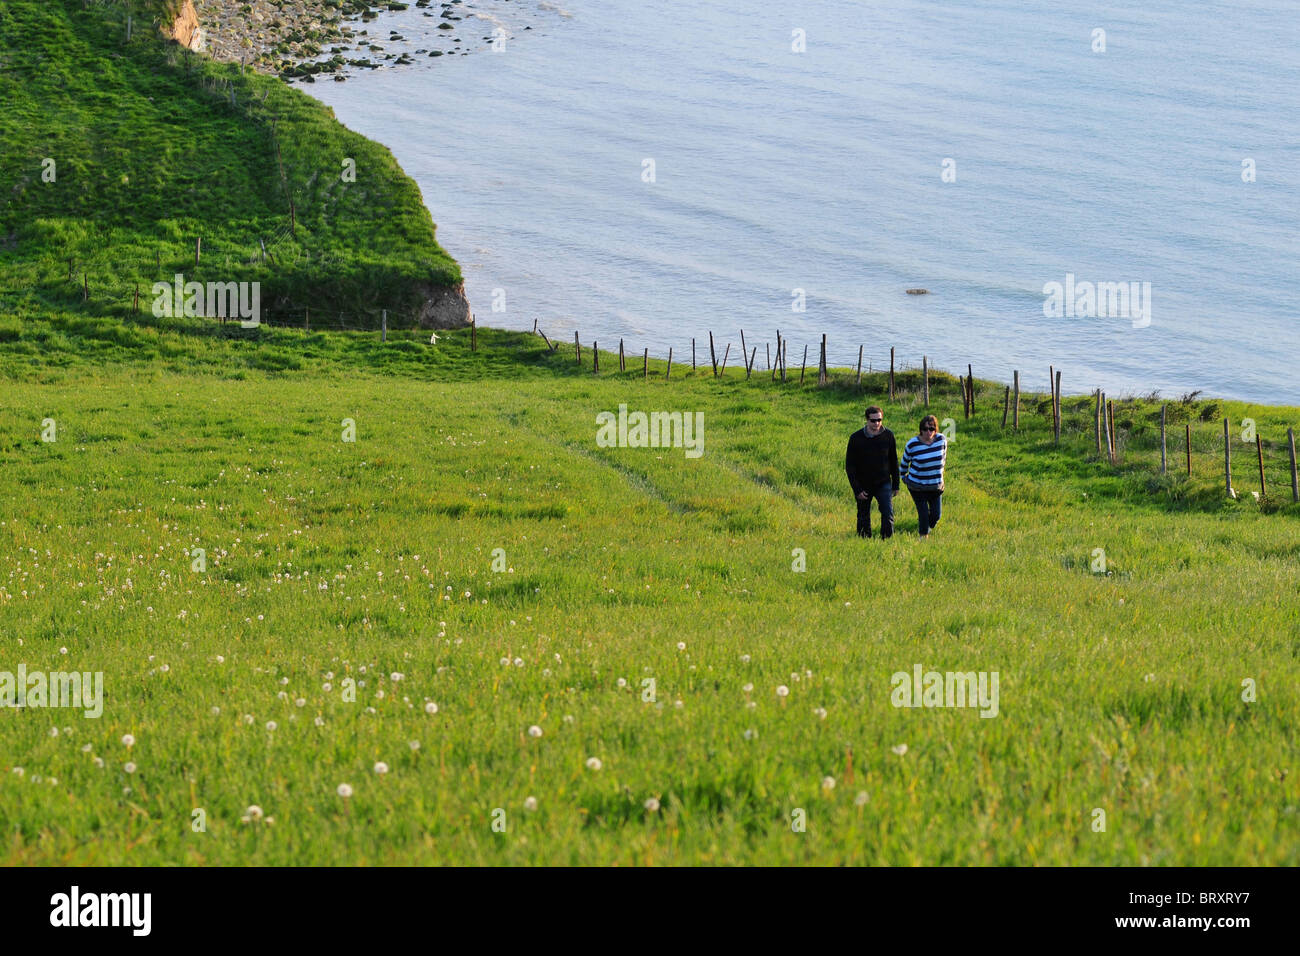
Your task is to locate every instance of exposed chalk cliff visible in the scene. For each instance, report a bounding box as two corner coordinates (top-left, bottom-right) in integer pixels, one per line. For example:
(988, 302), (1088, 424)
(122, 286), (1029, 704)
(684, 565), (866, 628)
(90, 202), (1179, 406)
(162, 0), (204, 52)
(418, 282), (473, 330)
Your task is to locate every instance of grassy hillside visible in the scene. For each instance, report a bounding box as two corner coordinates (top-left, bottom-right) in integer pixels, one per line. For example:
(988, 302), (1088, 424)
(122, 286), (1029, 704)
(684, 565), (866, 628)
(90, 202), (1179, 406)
(1, 323), (1296, 865)
(0, 0), (460, 327)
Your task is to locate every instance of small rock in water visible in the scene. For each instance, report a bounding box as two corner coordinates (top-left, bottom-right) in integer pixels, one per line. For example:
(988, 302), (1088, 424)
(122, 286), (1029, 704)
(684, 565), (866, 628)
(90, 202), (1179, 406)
(905, 288), (929, 295)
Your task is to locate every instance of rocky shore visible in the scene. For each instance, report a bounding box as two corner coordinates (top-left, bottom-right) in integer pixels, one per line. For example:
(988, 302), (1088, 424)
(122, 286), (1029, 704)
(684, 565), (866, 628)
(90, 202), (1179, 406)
(189, 0), (479, 80)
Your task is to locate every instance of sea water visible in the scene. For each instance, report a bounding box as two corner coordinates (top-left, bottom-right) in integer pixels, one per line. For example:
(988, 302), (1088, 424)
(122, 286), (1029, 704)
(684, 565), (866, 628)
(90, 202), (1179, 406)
(310, 0), (1300, 402)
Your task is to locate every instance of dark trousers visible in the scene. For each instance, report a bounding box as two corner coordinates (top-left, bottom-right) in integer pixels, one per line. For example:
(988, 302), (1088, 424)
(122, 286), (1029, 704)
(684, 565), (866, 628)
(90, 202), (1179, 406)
(908, 486), (942, 536)
(856, 483), (894, 538)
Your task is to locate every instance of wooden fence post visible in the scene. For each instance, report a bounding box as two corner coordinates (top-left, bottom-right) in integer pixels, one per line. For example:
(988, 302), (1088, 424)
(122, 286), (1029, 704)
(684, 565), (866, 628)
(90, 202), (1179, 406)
(1095, 389), (1103, 456)
(1012, 371), (1019, 430)
(766, 342), (771, 373)
(382, 309), (388, 343)
(619, 338), (625, 372)
(195, 236), (201, 265)
(574, 331), (580, 364)
(83, 273), (88, 301)
(746, 347), (756, 379)
(818, 334), (828, 386)
(1055, 370), (1062, 442)
(1107, 399), (1116, 464)
(643, 348), (648, 381)
(667, 348), (673, 380)
(1160, 405), (1167, 474)
(593, 341), (599, 374)
(922, 356), (929, 407)
(1288, 427), (1298, 502)
(781, 340), (788, 383)
(889, 347), (895, 401)
(720, 343), (731, 375)
(1102, 392), (1109, 460)
(1256, 434), (1267, 498)
(1002, 386), (1010, 428)
(1223, 418), (1233, 497)
(799, 345), (808, 384)
(692, 338), (696, 371)
(968, 364), (975, 414)
(709, 332), (718, 376)
(962, 376), (969, 419)
(740, 329), (747, 369)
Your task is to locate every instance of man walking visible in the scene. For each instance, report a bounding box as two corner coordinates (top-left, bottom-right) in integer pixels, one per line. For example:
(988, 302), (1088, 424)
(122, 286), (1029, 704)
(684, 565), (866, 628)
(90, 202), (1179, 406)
(845, 406), (899, 538)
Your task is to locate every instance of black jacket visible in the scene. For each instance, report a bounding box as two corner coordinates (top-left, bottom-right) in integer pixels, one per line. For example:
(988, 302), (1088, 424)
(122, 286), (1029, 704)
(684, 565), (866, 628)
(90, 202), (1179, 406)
(845, 426), (899, 496)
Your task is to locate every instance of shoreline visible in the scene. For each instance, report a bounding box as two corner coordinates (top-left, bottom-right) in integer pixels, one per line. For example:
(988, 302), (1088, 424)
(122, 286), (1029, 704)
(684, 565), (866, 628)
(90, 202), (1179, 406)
(190, 0), (497, 80)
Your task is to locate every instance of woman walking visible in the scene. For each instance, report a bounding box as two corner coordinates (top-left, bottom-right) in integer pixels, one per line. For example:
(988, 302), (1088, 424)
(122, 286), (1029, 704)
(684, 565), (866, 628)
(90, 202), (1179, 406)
(900, 414), (946, 537)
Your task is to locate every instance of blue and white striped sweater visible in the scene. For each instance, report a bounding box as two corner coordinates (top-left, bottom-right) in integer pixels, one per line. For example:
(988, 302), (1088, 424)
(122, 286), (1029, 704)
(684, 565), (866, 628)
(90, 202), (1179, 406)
(901, 434), (946, 489)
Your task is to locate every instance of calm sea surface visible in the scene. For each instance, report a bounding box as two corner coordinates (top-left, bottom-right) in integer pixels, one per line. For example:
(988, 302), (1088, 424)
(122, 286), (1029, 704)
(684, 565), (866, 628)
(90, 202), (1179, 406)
(310, 0), (1300, 402)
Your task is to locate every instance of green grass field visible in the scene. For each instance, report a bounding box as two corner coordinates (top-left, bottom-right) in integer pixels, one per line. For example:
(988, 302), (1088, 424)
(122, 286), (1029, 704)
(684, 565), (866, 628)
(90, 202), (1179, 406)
(0, 0), (460, 326)
(1, 320), (1297, 865)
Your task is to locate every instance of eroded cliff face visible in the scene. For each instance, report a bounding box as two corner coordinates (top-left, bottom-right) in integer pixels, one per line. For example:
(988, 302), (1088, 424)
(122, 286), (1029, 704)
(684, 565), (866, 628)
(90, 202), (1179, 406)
(163, 0), (205, 52)
(417, 282), (473, 330)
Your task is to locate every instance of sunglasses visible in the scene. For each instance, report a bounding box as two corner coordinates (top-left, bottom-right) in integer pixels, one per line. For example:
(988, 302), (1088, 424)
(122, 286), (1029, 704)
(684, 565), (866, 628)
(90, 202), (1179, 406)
(921, 426), (935, 432)
(867, 418), (883, 423)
